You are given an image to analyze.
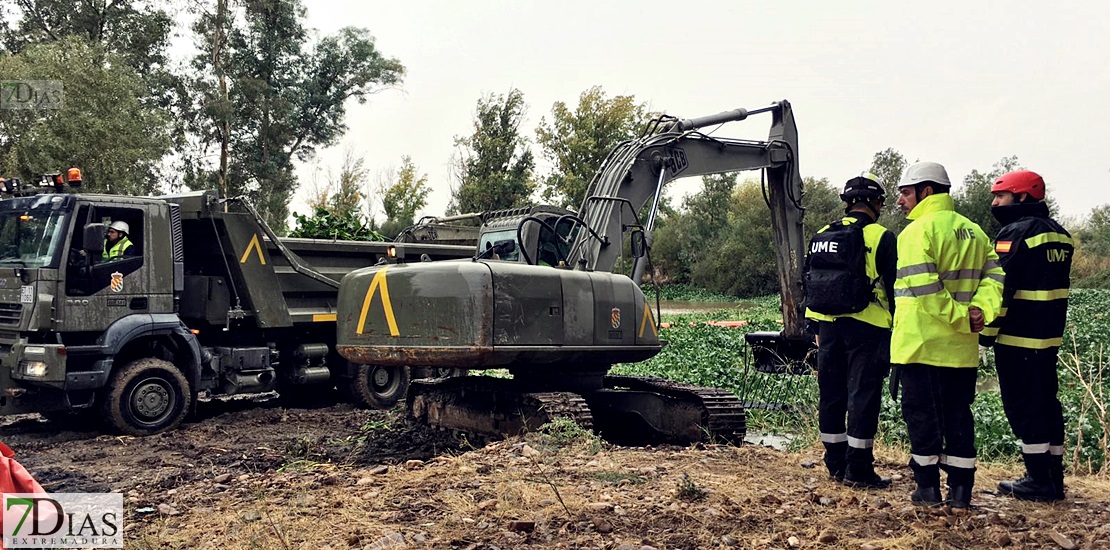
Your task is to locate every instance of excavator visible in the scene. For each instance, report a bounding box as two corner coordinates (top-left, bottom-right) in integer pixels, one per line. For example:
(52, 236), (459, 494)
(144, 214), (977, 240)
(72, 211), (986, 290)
(335, 100), (811, 445)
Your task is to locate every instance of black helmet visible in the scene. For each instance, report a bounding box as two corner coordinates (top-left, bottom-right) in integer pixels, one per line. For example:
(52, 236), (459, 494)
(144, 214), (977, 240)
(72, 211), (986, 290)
(840, 172), (885, 203)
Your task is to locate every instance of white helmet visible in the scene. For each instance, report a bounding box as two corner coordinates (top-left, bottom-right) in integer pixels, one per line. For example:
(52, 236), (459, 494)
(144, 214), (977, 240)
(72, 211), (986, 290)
(108, 220), (129, 234)
(898, 161), (951, 188)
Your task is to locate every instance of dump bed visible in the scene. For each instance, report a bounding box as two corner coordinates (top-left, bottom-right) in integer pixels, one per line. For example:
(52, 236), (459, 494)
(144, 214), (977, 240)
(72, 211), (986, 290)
(163, 191), (474, 329)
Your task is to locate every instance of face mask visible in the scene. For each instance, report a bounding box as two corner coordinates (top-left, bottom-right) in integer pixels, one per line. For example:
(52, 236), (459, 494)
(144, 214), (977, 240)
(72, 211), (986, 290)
(991, 204), (1023, 226)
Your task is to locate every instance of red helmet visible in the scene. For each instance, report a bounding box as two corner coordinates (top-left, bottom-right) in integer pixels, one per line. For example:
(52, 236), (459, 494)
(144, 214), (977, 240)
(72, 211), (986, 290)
(992, 170), (1045, 201)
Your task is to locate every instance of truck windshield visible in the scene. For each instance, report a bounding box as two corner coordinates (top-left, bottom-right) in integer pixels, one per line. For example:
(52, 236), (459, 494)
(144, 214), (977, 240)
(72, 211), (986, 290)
(0, 195), (72, 268)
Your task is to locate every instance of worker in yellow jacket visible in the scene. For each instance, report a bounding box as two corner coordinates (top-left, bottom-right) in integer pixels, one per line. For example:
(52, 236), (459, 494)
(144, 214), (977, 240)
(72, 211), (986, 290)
(891, 161), (1004, 509)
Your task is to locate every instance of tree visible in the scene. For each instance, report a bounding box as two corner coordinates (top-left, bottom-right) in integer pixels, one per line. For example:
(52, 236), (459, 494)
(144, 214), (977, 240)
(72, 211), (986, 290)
(953, 155), (1021, 237)
(291, 152), (383, 241)
(802, 177), (843, 239)
(448, 88), (535, 214)
(868, 148), (910, 234)
(0, 37), (170, 194)
(2, 0), (177, 107)
(692, 180), (779, 296)
(535, 86), (649, 208)
(184, 0), (404, 230)
(378, 156), (431, 238)
(651, 174), (737, 283)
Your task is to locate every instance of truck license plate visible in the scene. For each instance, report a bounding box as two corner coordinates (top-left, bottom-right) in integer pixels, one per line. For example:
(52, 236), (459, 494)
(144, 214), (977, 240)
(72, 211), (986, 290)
(20, 285), (33, 304)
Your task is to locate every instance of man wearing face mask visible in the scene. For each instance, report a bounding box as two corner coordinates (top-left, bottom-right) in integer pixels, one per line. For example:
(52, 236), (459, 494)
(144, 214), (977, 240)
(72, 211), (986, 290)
(980, 170), (1073, 502)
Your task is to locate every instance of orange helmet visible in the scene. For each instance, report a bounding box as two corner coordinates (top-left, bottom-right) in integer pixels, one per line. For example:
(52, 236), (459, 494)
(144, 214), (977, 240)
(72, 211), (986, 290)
(992, 170), (1045, 201)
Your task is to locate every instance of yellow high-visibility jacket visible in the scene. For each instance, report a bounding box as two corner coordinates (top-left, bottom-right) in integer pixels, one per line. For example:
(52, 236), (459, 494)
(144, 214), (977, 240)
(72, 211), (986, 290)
(891, 194), (1004, 367)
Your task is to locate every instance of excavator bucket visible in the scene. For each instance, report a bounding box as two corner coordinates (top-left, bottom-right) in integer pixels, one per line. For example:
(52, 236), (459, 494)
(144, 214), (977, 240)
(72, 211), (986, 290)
(744, 331), (815, 375)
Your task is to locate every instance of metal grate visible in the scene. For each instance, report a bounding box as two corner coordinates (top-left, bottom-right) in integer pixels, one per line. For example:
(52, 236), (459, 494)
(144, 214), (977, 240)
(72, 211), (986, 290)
(170, 204), (184, 262)
(0, 302), (22, 325)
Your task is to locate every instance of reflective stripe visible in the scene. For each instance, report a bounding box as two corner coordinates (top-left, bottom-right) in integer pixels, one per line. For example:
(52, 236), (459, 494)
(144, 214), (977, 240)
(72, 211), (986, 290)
(911, 454), (939, 466)
(847, 435), (874, 449)
(996, 334), (1063, 349)
(820, 432), (848, 444)
(999, 307), (1008, 316)
(951, 291), (974, 303)
(986, 273), (1005, 283)
(1025, 232), (1073, 248)
(895, 282), (945, 298)
(897, 263), (937, 278)
(1021, 442), (1051, 454)
(939, 268), (981, 281)
(980, 326), (999, 337)
(1013, 288), (1069, 301)
(983, 259), (1001, 272)
(1049, 445), (1065, 456)
(940, 454), (977, 469)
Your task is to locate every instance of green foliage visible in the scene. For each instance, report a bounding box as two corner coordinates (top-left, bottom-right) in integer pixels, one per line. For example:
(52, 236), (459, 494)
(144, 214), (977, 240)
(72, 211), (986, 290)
(868, 148), (910, 234)
(2, 0), (178, 109)
(616, 289), (1110, 470)
(0, 37), (171, 195)
(535, 86), (649, 208)
(801, 177), (845, 238)
(289, 207), (385, 241)
(379, 156), (431, 237)
(536, 417), (601, 453)
(184, 0), (404, 229)
(449, 88), (535, 214)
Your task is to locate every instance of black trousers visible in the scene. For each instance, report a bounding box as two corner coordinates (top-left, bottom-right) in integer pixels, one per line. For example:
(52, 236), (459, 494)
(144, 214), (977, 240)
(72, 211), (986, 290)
(817, 318), (890, 469)
(995, 344), (1065, 452)
(899, 363), (978, 487)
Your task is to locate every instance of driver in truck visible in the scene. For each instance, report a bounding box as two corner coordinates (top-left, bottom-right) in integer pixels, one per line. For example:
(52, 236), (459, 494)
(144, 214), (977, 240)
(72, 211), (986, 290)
(102, 220), (136, 260)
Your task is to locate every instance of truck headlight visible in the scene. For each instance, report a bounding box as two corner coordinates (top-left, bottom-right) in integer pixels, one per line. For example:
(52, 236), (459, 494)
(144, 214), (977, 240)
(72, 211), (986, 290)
(20, 361), (47, 378)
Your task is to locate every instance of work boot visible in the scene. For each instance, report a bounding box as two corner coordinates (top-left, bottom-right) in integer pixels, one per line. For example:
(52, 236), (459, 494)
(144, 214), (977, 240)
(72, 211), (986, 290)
(1049, 453), (1066, 500)
(843, 464), (891, 489)
(823, 441), (847, 482)
(947, 485), (973, 509)
(999, 453), (1060, 502)
(910, 485), (943, 506)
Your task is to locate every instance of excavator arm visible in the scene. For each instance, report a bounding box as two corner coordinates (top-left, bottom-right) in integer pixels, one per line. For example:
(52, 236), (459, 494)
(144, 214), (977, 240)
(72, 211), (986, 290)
(568, 101), (807, 338)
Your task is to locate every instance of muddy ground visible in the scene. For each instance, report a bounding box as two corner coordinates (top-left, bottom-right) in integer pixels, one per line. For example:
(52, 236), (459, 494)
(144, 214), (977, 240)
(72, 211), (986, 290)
(3, 398), (1109, 549)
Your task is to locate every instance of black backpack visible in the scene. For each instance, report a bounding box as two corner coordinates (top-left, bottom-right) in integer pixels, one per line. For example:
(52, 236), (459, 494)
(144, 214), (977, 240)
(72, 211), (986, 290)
(804, 219), (873, 315)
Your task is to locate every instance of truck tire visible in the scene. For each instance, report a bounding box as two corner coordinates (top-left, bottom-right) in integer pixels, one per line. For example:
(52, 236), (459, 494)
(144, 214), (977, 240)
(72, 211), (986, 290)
(101, 358), (192, 436)
(346, 364), (410, 409)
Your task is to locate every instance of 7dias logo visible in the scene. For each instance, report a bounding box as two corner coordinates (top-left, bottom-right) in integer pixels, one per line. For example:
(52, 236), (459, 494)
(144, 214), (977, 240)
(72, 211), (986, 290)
(3, 493), (123, 548)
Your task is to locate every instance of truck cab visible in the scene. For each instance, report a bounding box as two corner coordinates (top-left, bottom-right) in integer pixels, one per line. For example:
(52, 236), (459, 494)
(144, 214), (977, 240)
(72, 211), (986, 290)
(0, 192), (189, 420)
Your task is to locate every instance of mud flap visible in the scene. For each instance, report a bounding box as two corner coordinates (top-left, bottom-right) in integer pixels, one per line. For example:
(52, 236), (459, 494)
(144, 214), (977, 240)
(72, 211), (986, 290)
(743, 331), (815, 375)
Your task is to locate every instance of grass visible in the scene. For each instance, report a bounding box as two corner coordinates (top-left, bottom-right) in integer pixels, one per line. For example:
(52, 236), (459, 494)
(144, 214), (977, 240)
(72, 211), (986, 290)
(616, 287), (1110, 471)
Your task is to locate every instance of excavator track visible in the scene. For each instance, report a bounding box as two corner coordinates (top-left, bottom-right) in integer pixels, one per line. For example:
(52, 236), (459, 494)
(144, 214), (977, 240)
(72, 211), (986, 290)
(406, 373), (744, 446)
(407, 376), (593, 439)
(587, 375), (747, 446)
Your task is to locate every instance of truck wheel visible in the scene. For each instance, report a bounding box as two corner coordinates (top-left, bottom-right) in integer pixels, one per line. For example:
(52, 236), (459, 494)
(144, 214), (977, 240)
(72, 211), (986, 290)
(347, 365), (410, 409)
(101, 358), (192, 436)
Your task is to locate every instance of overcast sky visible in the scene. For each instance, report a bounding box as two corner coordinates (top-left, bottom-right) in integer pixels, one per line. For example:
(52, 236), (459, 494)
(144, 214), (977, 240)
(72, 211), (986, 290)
(289, 0), (1110, 224)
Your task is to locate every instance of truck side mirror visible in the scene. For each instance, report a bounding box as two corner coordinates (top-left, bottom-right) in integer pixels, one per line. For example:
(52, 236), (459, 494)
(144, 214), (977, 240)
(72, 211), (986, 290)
(83, 223), (105, 253)
(630, 230), (646, 258)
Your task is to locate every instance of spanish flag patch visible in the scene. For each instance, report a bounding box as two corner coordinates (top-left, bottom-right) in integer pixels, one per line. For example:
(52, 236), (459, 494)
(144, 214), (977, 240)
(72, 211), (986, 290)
(996, 240), (1012, 253)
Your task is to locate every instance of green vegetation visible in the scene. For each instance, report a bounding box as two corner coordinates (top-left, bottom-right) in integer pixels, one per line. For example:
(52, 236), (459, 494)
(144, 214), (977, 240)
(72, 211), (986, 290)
(536, 417), (602, 454)
(618, 289), (1110, 472)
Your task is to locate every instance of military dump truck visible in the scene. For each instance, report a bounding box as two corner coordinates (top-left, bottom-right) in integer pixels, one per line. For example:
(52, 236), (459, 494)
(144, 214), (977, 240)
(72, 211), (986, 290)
(335, 101), (812, 445)
(0, 185), (472, 435)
